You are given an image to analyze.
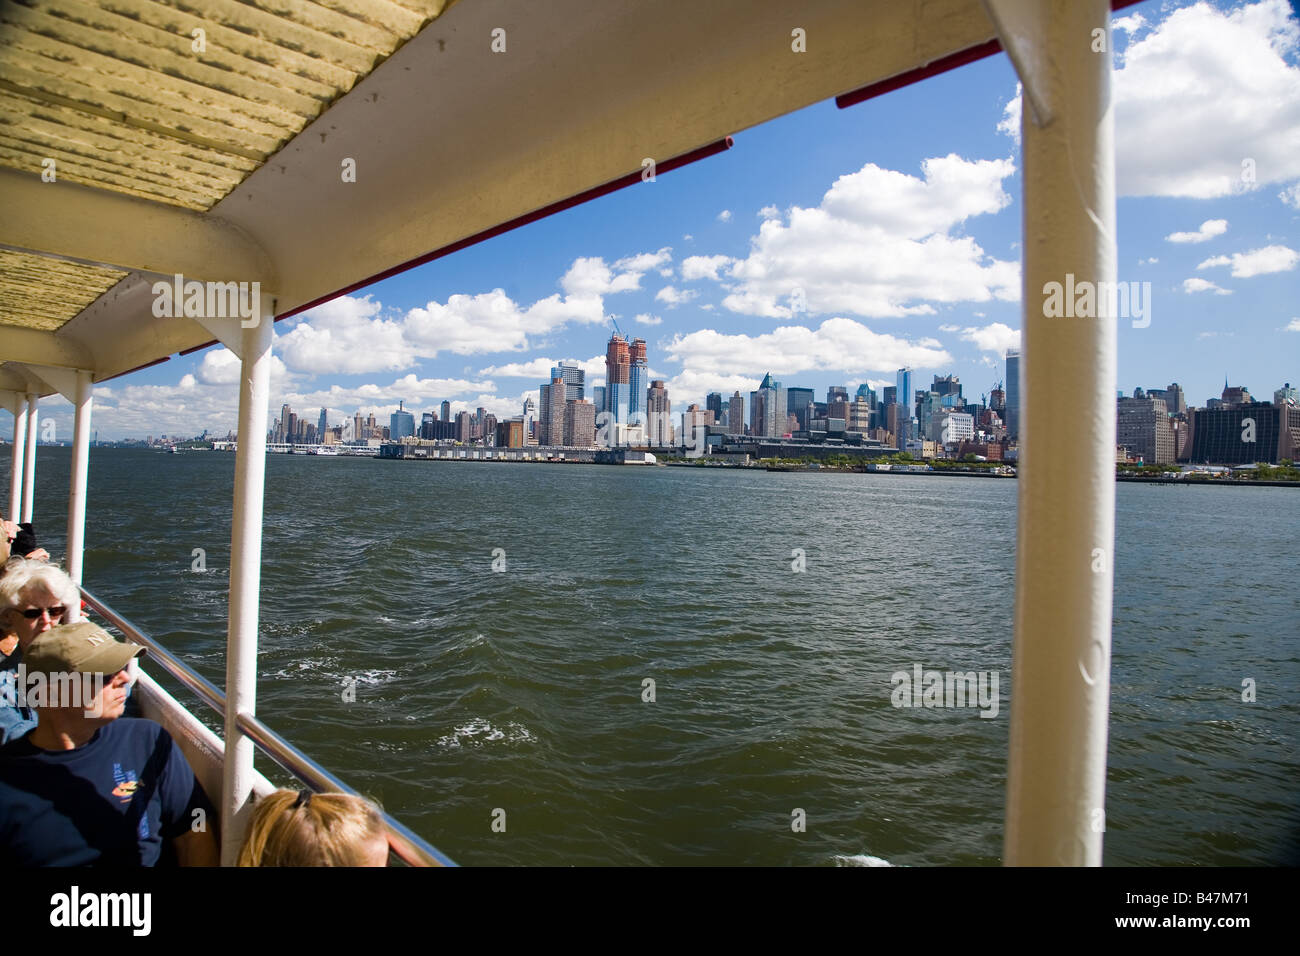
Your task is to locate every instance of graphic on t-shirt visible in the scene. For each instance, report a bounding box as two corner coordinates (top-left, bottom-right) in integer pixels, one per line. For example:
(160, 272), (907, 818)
(111, 762), (140, 803)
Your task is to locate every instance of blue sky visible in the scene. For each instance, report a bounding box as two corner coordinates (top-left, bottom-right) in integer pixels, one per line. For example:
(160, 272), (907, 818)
(22, 0), (1300, 440)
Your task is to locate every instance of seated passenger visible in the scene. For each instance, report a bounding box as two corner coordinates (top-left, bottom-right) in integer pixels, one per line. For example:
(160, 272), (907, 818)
(0, 622), (218, 866)
(0, 559), (80, 745)
(1, 520), (50, 563)
(238, 789), (389, 867)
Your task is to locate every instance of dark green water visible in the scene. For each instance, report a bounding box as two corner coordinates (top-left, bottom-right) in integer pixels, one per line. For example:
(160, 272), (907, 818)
(11, 447), (1300, 865)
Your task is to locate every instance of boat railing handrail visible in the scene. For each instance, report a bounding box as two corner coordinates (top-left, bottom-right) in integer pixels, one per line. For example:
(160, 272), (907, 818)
(78, 586), (455, 868)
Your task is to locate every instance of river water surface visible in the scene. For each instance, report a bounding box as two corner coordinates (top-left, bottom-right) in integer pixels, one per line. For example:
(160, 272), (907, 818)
(13, 447), (1298, 866)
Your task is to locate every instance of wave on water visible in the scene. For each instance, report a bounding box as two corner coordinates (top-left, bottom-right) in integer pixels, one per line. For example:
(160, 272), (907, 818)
(435, 717), (536, 749)
(833, 853), (894, 867)
(261, 659), (398, 685)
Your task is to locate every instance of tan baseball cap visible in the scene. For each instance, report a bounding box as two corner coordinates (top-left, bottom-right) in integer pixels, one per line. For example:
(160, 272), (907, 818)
(22, 621), (146, 676)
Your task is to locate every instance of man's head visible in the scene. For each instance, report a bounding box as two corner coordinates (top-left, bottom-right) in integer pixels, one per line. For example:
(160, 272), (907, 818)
(0, 558), (78, 650)
(23, 621), (145, 723)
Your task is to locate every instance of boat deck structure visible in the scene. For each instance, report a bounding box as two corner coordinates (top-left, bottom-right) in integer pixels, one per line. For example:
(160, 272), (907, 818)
(0, 0), (1138, 865)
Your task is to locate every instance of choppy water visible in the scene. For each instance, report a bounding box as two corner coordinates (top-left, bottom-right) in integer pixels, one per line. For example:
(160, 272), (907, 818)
(11, 447), (1299, 865)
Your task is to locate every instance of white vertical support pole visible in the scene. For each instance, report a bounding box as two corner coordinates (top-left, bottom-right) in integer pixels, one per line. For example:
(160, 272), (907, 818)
(220, 294), (274, 865)
(65, 370), (94, 591)
(1004, 0), (1115, 865)
(8, 397), (26, 522)
(21, 392), (38, 523)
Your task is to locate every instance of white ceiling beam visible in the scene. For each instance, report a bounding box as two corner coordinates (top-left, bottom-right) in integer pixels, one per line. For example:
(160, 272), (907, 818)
(0, 388), (25, 415)
(981, 0), (1057, 126)
(15, 364), (85, 403)
(0, 325), (93, 371)
(55, 274), (211, 380)
(215, 0), (998, 317)
(0, 167), (277, 286)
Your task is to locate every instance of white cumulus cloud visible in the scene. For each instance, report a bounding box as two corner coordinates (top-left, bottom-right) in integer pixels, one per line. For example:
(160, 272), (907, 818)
(1183, 277), (1232, 295)
(716, 154), (1019, 319)
(277, 296), (409, 375)
(681, 255), (734, 281)
(959, 322), (1021, 354)
(1113, 13), (1147, 35)
(1166, 219), (1228, 243)
(998, 86), (1022, 145)
(664, 318), (951, 378)
(655, 286), (699, 307)
(1197, 244), (1299, 277)
(1112, 0), (1300, 199)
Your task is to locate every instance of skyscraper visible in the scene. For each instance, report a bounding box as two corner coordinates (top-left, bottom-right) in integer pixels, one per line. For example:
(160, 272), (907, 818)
(728, 391), (745, 435)
(318, 408), (328, 437)
(390, 400), (415, 440)
(522, 396), (537, 442)
(931, 374), (962, 402)
(750, 372), (787, 438)
(563, 399), (596, 446)
(786, 387), (814, 431)
(1117, 395), (1174, 464)
(681, 404), (709, 446)
(647, 380), (672, 445)
(605, 333), (631, 424)
(628, 338), (647, 426)
(278, 404), (293, 444)
(705, 392), (724, 423)
(1005, 349), (1020, 440)
(543, 375), (567, 445)
(440, 400), (451, 423)
(847, 398), (871, 432)
(895, 368), (913, 413)
(551, 363), (585, 402)
(826, 384), (850, 425)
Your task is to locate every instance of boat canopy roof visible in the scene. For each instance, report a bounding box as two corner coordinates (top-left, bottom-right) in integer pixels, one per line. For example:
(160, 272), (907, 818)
(0, 0), (1005, 396)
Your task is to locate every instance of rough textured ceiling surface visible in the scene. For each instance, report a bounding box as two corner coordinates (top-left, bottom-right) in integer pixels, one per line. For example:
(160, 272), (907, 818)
(0, 0), (455, 334)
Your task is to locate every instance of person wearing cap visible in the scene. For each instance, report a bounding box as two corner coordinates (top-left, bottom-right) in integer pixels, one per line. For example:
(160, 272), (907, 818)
(0, 621), (218, 866)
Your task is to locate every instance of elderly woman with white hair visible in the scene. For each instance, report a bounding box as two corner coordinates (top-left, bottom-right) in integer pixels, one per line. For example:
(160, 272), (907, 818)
(0, 558), (80, 745)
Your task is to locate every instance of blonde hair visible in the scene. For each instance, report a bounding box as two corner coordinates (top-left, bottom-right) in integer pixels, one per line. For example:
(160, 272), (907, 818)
(237, 789), (388, 867)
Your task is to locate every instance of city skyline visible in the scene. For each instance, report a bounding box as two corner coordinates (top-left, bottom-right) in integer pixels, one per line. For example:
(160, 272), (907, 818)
(255, 334), (1296, 464)
(3, 0), (1298, 442)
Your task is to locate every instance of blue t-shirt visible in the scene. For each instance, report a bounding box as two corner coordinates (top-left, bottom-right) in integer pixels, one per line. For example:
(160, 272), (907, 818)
(0, 717), (213, 866)
(0, 646), (37, 747)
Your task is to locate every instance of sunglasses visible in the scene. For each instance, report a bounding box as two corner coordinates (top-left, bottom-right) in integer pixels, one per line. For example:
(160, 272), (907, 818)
(19, 606), (65, 620)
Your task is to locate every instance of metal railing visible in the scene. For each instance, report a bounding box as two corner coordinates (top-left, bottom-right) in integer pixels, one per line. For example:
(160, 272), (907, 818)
(79, 587), (456, 868)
